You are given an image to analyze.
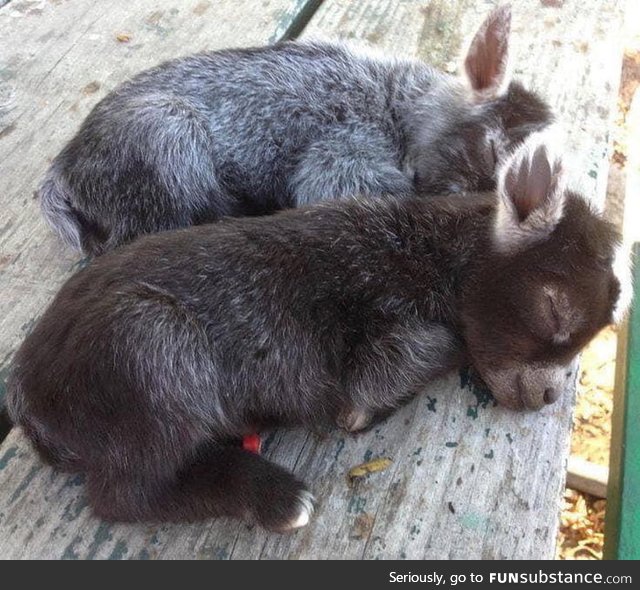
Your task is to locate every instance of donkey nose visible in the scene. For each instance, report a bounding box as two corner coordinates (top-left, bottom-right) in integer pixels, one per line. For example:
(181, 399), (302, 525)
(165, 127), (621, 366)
(543, 387), (560, 405)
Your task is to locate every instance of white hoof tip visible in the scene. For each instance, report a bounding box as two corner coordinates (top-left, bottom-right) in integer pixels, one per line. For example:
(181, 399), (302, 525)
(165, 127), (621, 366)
(350, 411), (373, 432)
(286, 491), (315, 530)
(338, 408), (373, 432)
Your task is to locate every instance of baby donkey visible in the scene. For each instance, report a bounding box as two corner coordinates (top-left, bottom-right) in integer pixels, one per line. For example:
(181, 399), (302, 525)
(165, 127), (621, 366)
(8, 133), (630, 532)
(41, 5), (551, 255)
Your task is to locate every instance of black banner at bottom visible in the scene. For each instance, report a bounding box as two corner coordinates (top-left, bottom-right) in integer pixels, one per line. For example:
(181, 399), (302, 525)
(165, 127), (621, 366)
(10, 559), (639, 588)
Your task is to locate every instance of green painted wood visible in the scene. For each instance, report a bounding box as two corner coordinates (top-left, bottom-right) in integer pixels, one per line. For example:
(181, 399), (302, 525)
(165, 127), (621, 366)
(605, 242), (640, 560)
(271, 0), (324, 42)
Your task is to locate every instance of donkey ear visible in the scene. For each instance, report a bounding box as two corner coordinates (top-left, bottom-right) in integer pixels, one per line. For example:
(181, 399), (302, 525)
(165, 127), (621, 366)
(464, 4), (512, 98)
(494, 131), (566, 253)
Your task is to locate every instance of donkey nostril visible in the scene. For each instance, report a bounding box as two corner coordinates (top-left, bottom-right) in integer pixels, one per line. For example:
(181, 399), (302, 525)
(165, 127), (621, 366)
(543, 388), (557, 404)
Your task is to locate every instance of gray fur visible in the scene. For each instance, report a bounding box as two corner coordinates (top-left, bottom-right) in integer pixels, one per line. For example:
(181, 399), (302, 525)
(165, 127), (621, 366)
(41, 34), (552, 254)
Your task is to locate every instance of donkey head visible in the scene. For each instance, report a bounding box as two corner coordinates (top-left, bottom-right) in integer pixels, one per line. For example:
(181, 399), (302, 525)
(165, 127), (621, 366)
(461, 132), (631, 409)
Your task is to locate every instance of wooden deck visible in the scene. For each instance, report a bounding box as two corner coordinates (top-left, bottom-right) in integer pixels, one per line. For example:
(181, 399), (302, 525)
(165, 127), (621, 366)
(0, 0), (627, 559)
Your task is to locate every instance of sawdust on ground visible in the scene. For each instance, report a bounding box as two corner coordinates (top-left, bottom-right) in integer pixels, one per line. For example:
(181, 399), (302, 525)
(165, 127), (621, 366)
(556, 327), (617, 560)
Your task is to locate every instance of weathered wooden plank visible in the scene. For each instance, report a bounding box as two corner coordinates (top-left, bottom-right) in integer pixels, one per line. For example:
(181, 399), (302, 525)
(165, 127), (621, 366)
(566, 456), (609, 498)
(0, 372), (575, 560)
(0, 0), (627, 560)
(0, 0), (322, 407)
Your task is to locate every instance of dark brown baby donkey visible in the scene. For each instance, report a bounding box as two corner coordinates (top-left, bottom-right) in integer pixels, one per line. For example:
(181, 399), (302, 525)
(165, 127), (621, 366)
(8, 133), (630, 532)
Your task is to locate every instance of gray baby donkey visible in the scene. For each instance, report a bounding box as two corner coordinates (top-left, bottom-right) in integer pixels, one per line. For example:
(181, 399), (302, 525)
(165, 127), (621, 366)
(40, 5), (551, 255)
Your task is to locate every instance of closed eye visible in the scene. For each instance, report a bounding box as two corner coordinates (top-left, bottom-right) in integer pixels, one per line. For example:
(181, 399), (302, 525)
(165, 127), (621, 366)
(547, 294), (561, 332)
(547, 294), (572, 344)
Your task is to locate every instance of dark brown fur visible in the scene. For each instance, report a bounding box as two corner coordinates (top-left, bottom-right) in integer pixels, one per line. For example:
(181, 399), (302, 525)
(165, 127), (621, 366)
(7, 139), (626, 530)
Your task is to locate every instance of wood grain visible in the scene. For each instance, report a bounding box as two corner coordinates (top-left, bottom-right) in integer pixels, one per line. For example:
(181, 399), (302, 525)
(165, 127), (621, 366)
(0, 373), (576, 560)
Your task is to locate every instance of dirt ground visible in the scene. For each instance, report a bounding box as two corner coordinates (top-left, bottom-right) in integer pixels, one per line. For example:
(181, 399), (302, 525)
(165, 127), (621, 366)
(556, 36), (640, 560)
(556, 327), (616, 559)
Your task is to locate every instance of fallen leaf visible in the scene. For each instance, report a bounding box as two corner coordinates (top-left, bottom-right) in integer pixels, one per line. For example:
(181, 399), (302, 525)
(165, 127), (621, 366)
(348, 457), (392, 484)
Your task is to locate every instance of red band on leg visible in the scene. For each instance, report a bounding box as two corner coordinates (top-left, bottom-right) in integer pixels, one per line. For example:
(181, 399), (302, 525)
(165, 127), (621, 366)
(242, 433), (262, 454)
